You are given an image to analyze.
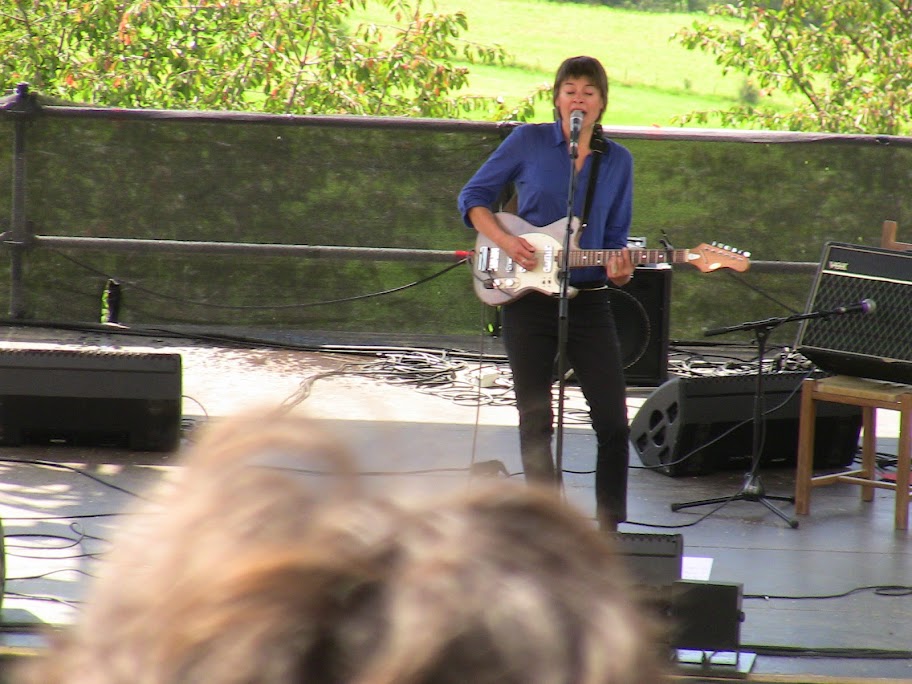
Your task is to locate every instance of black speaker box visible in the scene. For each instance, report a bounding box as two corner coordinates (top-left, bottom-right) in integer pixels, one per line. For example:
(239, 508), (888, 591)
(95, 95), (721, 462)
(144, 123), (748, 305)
(670, 580), (744, 652)
(0, 348), (182, 452)
(611, 531), (683, 588)
(629, 372), (862, 476)
(797, 242), (912, 384)
(608, 266), (671, 387)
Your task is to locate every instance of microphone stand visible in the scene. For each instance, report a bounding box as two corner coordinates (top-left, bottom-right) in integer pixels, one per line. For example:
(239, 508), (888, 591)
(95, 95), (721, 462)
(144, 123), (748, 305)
(554, 130), (580, 490)
(669, 304), (870, 526)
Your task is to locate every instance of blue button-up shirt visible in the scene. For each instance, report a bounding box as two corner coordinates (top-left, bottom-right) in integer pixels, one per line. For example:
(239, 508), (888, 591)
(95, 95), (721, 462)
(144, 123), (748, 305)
(458, 120), (633, 285)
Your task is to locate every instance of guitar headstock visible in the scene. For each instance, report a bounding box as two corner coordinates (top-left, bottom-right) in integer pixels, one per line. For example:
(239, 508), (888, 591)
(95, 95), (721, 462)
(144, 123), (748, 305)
(687, 243), (751, 273)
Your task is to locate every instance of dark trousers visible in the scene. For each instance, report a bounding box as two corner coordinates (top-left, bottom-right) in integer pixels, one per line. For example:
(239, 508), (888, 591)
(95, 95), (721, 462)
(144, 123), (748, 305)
(502, 288), (630, 524)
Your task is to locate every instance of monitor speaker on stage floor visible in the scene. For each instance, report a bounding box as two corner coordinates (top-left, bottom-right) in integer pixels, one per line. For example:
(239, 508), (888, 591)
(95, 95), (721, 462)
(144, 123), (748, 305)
(629, 372), (862, 477)
(670, 580), (744, 653)
(611, 531), (683, 589)
(608, 266), (671, 387)
(0, 348), (182, 452)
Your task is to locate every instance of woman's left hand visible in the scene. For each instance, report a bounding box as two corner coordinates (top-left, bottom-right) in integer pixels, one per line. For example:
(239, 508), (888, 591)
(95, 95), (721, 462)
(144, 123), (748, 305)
(606, 249), (634, 286)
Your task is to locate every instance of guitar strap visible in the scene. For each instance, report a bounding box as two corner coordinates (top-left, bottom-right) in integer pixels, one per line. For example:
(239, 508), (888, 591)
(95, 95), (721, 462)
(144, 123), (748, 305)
(579, 125), (606, 235)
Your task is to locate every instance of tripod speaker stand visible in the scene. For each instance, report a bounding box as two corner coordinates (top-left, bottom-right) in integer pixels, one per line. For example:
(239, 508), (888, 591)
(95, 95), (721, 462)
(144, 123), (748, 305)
(670, 319), (799, 528)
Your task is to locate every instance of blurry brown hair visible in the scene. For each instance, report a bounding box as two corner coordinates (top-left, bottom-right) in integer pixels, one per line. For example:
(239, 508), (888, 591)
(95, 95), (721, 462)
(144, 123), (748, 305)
(14, 411), (667, 684)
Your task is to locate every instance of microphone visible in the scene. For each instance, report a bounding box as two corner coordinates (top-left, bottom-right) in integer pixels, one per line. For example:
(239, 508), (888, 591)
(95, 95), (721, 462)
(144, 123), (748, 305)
(569, 110), (584, 158)
(830, 298), (876, 316)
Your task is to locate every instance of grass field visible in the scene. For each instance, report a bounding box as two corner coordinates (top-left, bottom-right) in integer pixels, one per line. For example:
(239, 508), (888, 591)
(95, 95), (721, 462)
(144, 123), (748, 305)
(352, 0), (787, 127)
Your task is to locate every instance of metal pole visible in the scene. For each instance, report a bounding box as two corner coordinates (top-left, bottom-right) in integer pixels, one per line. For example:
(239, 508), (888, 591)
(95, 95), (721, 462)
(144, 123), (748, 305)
(7, 83), (38, 319)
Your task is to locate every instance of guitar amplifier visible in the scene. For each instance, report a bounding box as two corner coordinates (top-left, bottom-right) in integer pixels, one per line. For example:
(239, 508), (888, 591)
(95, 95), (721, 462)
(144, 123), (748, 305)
(796, 242), (912, 384)
(0, 348), (182, 452)
(608, 266), (671, 387)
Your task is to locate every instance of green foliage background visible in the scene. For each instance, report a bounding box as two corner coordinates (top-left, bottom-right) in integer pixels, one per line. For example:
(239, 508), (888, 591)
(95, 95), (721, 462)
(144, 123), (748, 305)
(0, 0), (512, 119)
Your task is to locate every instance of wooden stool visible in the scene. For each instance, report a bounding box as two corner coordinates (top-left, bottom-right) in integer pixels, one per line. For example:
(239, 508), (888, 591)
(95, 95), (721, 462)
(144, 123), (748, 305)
(795, 375), (912, 530)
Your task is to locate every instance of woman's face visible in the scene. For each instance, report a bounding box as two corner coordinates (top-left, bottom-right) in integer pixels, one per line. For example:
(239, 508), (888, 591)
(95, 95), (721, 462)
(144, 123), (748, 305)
(555, 76), (605, 129)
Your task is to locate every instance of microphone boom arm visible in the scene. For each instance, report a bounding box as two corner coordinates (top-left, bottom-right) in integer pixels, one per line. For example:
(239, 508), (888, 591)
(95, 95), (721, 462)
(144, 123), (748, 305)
(704, 299), (875, 338)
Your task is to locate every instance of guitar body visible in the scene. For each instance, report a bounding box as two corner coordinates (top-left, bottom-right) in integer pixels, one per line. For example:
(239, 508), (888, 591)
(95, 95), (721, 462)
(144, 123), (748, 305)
(470, 212), (750, 306)
(472, 214), (581, 306)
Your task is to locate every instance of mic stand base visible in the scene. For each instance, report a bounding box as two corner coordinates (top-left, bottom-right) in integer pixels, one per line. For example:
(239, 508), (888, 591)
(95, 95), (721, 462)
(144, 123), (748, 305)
(668, 323), (800, 529)
(670, 472), (799, 528)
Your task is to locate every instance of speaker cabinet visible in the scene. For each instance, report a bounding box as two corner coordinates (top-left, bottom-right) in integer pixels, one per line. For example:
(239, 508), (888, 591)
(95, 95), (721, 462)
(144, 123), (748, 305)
(797, 242), (912, 384)
(611, 532), (683, 588)
(670, 580), (744, 652)
(0, 349), (182, 452)
(608, 266), (671, 387)
(630, 372), (862, 476)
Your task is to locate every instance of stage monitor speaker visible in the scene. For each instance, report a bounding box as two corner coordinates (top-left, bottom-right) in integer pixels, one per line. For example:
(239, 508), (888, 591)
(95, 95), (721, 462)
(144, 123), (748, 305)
(0, 348), (182, 452)
(670, 580), (744, 653)
(629, 372), (862, 477)
(796, 242), (912, 384)
(611, 531), (683, 589)
(608, 266), (671, 387)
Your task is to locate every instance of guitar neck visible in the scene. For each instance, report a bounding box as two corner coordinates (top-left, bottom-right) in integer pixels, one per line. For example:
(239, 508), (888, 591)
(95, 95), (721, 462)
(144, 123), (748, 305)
(568, 248), (690, 268)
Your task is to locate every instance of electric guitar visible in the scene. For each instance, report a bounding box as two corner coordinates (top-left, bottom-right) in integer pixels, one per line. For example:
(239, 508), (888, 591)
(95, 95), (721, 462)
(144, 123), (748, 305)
(471, 212), (750, 306)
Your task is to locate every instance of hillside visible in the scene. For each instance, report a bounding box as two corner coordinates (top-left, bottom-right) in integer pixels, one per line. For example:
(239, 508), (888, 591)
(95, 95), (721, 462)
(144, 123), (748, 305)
(354, 0), (768, 126)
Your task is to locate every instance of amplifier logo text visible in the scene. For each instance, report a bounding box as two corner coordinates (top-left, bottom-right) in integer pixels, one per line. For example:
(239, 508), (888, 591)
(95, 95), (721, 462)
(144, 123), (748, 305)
(827, 260), (849, 271)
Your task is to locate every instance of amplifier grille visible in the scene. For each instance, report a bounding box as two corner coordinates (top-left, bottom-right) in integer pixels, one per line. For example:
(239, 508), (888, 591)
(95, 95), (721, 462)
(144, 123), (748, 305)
(800, 273), (911, 360)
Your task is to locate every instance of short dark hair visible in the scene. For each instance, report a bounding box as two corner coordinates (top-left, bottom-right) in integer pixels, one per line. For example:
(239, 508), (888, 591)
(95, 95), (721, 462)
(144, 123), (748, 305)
(552, 55), (609, 120)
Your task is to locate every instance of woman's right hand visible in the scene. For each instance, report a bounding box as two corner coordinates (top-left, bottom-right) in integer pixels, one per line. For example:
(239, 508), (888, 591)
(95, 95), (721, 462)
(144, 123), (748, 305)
(468, 206), (537, 270)
(503, 234), (537, 271)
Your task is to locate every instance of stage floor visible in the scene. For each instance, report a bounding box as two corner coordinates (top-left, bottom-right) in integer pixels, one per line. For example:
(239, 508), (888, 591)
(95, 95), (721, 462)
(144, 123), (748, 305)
(0, 324), (910, 683)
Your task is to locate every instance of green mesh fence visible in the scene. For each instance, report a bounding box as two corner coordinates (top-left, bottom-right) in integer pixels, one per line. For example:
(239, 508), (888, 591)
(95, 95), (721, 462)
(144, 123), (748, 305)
(1, 95), (910, 348)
